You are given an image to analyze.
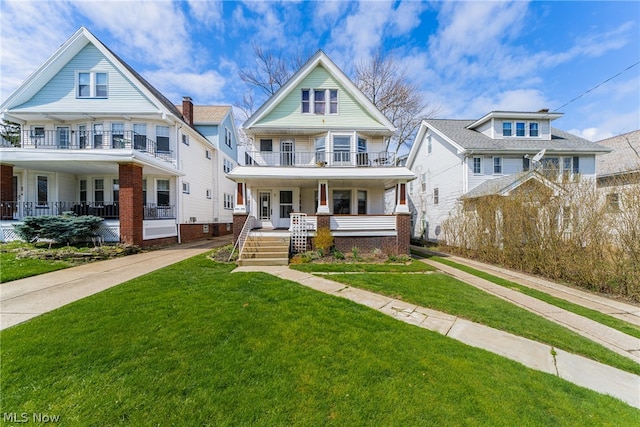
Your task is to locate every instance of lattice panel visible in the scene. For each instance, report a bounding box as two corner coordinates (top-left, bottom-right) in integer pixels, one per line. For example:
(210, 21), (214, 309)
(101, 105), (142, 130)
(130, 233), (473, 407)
(290, 213), (308, 253)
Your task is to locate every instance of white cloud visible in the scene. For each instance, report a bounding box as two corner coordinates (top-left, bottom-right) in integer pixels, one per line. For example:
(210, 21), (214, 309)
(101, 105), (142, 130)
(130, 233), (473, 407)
(188, 0), (224, 28)
(0, 0), (77, 101)
(143, 69), (226, 104)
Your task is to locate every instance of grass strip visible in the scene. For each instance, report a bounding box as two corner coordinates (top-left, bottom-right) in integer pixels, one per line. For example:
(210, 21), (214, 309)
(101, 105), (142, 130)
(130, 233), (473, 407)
(325, 272), (640, 376)
(2, 254), (637, 424)
(290, 260), (434, 273)
(0, 246), (71, 283)
(428, 255), (640, 340)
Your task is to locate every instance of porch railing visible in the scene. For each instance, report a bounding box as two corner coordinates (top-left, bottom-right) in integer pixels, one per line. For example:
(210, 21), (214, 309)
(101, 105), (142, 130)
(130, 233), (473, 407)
(0, 201), (175, 220)
(15, 130), (175, 163)
(229, 215), (256, 262)
(244, 151), (396, 167)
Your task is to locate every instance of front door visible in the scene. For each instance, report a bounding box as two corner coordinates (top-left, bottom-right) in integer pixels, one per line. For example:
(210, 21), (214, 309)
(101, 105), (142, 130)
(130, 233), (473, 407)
(57, 126), (70, 149)
(258, 191), (272, 228)
(280, 139), (294, 166)
(278, 190), (293, 228)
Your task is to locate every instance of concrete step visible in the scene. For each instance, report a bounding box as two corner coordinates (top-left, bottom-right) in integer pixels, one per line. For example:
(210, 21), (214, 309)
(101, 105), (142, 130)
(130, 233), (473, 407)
(243, 244), (290, 252)
(238, 258), (289, 266)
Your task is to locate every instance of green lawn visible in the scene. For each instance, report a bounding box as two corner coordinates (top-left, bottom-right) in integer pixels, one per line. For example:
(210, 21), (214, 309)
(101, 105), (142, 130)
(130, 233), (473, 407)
(426, 254), (640, 340)
(0, 242), (71, 282)
(1, 255), (637, 425)
(319, 271), (640, 376)
(291, 260), (434, 273)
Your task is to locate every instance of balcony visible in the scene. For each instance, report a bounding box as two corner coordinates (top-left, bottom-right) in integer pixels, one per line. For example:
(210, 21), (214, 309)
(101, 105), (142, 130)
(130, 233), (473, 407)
(244, 151), (396, 167)
(0, 202), (176, 221)
(9, 130), (174, 163)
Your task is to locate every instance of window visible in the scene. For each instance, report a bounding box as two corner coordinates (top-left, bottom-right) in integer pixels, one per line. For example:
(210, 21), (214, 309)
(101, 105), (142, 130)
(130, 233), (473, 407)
(421, 173), (426, 191)
(112, 123), (124, 148)
(529, 122), (539, 137)
(315, 136), (326, 163)
(572, 156), (579, 174)
(225, 127), (232, 147)
(301, 89), (310, 113)
(157, 180), (170, 206)
(329, 89), (338, 114)
(78, 124), (87, 149)
(206, 189), (212, 199)
(142, 180), (147, 206)
(314, 90), (325, 114)
(31, 126), (45, 141)
(357, 137), (368, 166)
(333, 190), (351, 214)
(333, 135), (351, 163)
(607, 193), (620, 212)
(205, 149), (211, 159)
(493, 157), (502, 174)
(260, 139), (273, 152)
(133, 124), (147, 150)
(224, 193), (234, 210)
(77, 71), (108, 98)
(223, 158), (234, 173)
(503, 122), (512, 137)
(37, 176), (48, 205)
(516, 122), (526, 137)
(79, 179), (87, 203)
(541, 157), (560, 177)
(279, 191), (293, 218)
(357, 190), (367, 214)
(94, 179), (104, 205)
(182, 133), (189, 146)
(473, 157), (482, 174)
(427, 135), (432, 154)
(433, 188), (439, 205)
(113, 179), (119, 203)
(93, 124), (103, 149)
(156, 126), (170, 152)
(182, 182), (190, 194)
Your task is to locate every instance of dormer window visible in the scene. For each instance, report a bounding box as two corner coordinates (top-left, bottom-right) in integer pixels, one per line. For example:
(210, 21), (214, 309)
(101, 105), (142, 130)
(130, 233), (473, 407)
(77, 71), (108, 98)
(502, 122), (512, 137)
(302, 89), (338, 115)
(516, 122), (526, 137)
(529, 122), (539, 137)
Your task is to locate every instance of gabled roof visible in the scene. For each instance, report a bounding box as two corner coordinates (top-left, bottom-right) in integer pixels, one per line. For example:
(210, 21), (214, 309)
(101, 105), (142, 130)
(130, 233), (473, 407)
(461, 171), (565, 199)
(595, 129), (640, 177)
(407, 118), (609, 168)
(243, 50), (395, 133)
(1, 27), (184, 125)
(175, 105), (233, 125)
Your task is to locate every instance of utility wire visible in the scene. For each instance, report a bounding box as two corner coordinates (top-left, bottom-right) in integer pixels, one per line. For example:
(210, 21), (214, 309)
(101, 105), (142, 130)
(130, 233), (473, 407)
(552, 61), (640, 113)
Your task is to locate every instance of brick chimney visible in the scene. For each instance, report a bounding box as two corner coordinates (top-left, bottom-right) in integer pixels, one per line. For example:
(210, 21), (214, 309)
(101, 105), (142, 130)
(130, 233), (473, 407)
(182, 96), (194, 126)
(537, 108), (549, 113)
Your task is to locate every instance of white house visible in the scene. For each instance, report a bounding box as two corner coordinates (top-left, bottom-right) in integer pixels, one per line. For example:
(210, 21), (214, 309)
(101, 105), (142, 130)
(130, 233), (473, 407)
(405, 110), (610, 241)
(0, 27), (238, 246)
(228, 50), (415, 256)
(595, 129), (640, 210)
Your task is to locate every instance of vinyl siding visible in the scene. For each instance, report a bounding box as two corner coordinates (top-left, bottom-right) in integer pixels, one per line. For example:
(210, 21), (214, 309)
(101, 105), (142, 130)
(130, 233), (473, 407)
(14, 44), (158, 114)
(254, 66), (387, 131)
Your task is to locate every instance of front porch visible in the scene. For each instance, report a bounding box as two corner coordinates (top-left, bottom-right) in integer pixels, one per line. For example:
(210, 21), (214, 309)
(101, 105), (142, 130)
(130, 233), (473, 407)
(0, 201), (176, 221)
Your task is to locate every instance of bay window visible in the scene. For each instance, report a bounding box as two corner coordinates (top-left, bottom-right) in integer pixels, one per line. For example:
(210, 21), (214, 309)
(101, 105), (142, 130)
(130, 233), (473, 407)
(333, 135), (351, 163)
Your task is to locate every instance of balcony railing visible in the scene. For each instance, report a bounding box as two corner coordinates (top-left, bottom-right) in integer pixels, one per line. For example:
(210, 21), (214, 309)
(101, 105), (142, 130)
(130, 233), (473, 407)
(14, 130), (175, 163)
(244, 151), (396, 167)
(0, 201), (176, 221)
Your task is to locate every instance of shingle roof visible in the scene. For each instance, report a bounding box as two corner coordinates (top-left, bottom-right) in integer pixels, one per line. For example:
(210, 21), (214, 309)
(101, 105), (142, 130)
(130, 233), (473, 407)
(175, 105), (232, 124)
(462, 171), (564, 199)
(425, 119), (610, 153)
(595, 130), (640, 176)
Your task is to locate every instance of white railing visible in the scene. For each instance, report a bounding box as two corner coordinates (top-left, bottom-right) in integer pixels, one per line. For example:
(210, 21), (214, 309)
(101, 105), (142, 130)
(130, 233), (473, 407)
(245, 151), (396, 167)
(229, 215), (256, 262)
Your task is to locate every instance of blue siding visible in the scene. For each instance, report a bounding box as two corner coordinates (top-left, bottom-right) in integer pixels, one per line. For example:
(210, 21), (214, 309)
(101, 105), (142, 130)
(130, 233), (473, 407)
(14, 44), (158, 113)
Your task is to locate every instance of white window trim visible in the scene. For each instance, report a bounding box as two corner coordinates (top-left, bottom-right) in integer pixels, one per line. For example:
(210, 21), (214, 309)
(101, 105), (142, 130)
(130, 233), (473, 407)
(182, 182), (190, 194)
(76, 71), (108, 99)
(205, 149), (211, 159)
(206, 189), (212, 199)
(493, 156), (503, 175)
(302, 88), (339, 115)
(182, 133), (189, 146)
(473, 156), (483, 175)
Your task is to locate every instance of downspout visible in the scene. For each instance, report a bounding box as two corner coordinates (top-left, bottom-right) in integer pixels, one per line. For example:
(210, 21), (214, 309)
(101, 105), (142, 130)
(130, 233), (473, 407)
(176, 124), (182, 244)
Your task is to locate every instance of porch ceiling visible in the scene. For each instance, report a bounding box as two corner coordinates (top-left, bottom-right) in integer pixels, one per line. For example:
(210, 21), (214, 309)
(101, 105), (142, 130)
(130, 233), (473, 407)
(1, 149), (182, 176)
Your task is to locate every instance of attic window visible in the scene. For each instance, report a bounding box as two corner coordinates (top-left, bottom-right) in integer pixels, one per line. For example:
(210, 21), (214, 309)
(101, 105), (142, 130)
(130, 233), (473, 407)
(302, 89), (338, 115)
(77, 72), (108, 98)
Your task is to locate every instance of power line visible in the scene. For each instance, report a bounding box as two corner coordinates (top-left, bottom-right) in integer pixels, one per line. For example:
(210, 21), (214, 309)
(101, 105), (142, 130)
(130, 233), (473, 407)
(552, 61), (640, 113)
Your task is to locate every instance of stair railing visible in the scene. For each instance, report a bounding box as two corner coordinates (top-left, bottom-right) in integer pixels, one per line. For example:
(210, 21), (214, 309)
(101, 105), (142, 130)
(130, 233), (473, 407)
(228, 215), (256, 262)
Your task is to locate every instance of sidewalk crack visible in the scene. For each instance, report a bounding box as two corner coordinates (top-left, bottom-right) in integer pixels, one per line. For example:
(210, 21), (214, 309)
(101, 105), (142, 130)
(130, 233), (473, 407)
(551, 347), (559, 376)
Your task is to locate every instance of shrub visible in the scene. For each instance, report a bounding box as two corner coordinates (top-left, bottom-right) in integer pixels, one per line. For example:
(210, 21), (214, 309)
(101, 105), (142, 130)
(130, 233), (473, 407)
(351, 246), (360, 262)
(333, 250), (345, 260)
(315, 227), (334, 253)
(15, 214), (103, 245)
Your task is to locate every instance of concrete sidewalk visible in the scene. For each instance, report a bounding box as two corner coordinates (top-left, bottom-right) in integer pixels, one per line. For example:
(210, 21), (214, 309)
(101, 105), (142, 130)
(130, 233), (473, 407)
(0, 235), (233, 330)
(234, 265), (640, 409)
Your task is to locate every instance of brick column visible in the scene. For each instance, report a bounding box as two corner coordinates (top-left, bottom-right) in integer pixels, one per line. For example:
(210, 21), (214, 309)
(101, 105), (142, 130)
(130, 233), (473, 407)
(119, 163), (143, 246)
(233, 213), (248, 242)
(1, 164), (14, 220)
(396, 213), (411, 255)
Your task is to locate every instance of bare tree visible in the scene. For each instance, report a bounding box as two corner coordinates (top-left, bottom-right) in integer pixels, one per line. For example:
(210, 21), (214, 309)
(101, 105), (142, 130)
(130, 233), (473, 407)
(354, 50), (441, 156)
(0, 119), (21, 147)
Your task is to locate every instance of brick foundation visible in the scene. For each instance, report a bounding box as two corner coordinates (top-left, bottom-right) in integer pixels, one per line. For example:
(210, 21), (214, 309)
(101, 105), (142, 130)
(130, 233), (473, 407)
(233, 214), (248, 242)
(334, 236), (399, 255)
(179, 223), (230, 243)
(142, 236), (179, 248)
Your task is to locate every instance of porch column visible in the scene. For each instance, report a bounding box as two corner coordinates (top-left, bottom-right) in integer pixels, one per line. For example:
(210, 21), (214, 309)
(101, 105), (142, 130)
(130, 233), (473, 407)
(234, 181), (247, 214)
(1, 164), (14, 220)
(394, 181), (410, 214)
(119, 163), (143, 246)
(316, 180), (330, 214)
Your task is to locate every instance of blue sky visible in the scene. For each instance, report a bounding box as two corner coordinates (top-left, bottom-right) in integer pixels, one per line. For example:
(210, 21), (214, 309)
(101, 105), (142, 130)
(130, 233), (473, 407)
(1, 0), (638, 142)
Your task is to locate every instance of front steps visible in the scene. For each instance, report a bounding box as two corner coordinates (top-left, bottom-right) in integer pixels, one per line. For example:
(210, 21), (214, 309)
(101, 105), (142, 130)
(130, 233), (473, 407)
(238, 234), (290, 266)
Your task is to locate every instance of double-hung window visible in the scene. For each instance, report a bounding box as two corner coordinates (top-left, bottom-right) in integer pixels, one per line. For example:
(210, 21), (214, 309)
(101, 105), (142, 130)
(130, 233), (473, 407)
(315, 136), (326, 164)
(333, 135), (351, 163)
(314, 90), (326, 114)
(112, 123), (124, 148)
(503, 122), (512, 137)
(225, 127), (232, 147)
(302, 89), (339, 115)
(473, 157), (482, 174)
(157, 180), (170, 206)
(133, 124), (147, 150)
(301, 89), (310, 113)
(156, 126), (170, 152)
(77, 72), (108, 98)
(529, 122), (539, 137)
(516, 122), (526, 137)
(37, 176), (48, 206)
(493, 157), (502, 174)
(94, 179), (104, 206)
(329, 89), (338, 114)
